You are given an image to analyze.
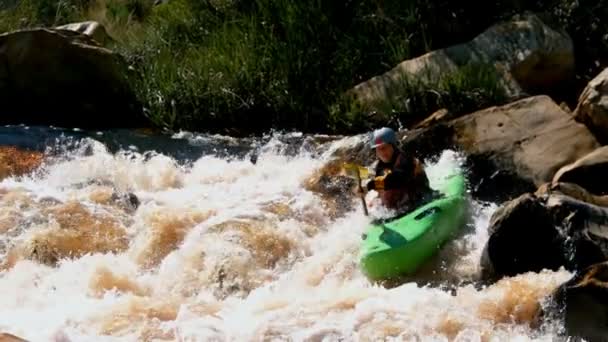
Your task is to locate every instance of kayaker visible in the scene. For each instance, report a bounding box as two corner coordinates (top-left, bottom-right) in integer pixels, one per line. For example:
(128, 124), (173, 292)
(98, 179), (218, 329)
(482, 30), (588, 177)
(363, 127), (433, 213)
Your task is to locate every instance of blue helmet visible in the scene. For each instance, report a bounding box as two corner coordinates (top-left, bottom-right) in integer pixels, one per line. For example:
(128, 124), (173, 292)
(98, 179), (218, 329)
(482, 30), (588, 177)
(370, 127), (397, 149)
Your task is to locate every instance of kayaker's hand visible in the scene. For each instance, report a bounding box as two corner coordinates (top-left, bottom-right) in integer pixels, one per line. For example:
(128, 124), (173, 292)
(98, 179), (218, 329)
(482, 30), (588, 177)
(366, 176), (385, 191)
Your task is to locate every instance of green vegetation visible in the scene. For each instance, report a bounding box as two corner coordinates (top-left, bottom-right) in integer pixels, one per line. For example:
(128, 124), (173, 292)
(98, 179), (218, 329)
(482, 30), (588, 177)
(1, 0), (607, 134)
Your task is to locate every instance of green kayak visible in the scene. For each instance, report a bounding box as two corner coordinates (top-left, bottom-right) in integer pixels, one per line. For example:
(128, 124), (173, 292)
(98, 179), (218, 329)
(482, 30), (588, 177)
(359, 169), (468, 281)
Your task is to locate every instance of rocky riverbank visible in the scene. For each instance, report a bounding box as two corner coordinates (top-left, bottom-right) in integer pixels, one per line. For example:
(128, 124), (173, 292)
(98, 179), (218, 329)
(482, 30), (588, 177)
(1, 1), (607, 134)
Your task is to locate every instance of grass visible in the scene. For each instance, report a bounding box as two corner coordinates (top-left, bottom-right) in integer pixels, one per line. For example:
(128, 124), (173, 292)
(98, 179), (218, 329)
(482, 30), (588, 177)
(328, 63), (507, 133)
(1, 0), (607, 135)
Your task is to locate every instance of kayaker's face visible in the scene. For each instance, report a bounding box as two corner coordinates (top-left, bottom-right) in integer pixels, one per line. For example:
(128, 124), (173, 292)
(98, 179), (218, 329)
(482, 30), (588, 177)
(376, 143), (394, 163)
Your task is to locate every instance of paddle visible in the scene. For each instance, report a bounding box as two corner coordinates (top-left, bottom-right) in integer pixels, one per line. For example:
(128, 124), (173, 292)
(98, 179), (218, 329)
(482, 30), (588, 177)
(343, 163), (370, 216)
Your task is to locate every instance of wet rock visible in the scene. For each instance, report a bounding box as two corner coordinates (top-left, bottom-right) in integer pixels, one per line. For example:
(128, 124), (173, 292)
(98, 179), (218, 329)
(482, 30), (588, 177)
(348, 13), (573, 115)
(553, 146), (608, 195)
(302, 158), (358, 218)
(481, 192), (608, 279)
(0, 146), (44, 181)
(0, 29), (145, 128)
(399, 96), (599, 202)
(574, 67), (608, 144)
(55, 21), (112, 46)
(400, 122), (455, 159)
(536, 182), (608, 208)
(548, 262), (608, 342)
(451, 96), (598, 198)
(480, 193), (564, 279)
(110, 192), (140, 213)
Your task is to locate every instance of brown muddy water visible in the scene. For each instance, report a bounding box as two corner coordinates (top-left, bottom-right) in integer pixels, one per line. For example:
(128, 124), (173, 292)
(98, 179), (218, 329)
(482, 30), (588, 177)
(0, 127), (571, 341)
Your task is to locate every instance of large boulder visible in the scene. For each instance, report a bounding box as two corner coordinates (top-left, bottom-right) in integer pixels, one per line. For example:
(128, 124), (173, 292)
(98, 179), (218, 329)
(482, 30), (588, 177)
(400, 95), (599, 201)
(553, 146), (608, 195)
(0, 29), (145, 129)
(546, 262), (608, 342)
(348, 13), (574, 113)
(452, 96), (599, 198)
(480, 193), (565, 279)
(573, 67), (608, 143)
(481, 192), (608, 279)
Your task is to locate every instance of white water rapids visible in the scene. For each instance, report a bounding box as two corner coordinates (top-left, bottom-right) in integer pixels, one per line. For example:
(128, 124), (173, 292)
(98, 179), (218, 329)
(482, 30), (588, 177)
(0, 131), (572, 341)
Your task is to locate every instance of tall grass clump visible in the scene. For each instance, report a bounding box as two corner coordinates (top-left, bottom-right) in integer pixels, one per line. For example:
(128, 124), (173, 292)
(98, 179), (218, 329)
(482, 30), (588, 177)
(328, 63), (507, 133)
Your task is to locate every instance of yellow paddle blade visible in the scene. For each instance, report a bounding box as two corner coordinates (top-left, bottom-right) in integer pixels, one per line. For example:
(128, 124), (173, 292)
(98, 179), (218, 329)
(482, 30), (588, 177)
(342, 163), (370, 179)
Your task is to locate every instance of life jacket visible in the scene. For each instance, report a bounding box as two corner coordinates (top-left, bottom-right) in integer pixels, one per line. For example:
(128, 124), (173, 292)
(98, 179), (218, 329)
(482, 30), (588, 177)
(375, 151), (430, 210)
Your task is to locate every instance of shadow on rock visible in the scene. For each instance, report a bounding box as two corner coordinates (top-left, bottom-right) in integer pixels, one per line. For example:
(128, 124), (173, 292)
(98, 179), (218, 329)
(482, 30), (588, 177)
(542, 261), (608, 342)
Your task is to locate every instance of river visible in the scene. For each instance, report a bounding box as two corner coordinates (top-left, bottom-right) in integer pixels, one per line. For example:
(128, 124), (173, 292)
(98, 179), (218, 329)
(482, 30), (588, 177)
(0, 126), (572, 341)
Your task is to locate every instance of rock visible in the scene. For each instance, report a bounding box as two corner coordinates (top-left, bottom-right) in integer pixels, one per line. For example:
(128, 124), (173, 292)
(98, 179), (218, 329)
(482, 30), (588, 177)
(480, 193), (565, 279)
(90, 188), (140, 213)
(400, 122), (455, 159)
(548, 262), (608, 342)
(413, 108), (454, 129)
(481, 192), (608, 279)
(399, 96), (599, 201)
(55, 21), (112, 46)
(0, 146), (44, 181)
(348, 14), (573, 114)
(0, 29), (145, 129)
(302, 158), (358, 218)
(110, 192), (140, 213)
(452, 96), (598, 192)
(574, 67), (608, 144)
(536, 182), (608, 208)
(553, 146), (608, 195)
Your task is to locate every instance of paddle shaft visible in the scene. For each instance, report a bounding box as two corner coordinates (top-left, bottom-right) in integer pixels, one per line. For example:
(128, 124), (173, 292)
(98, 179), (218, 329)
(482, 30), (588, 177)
(355, 171), (369, 216)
